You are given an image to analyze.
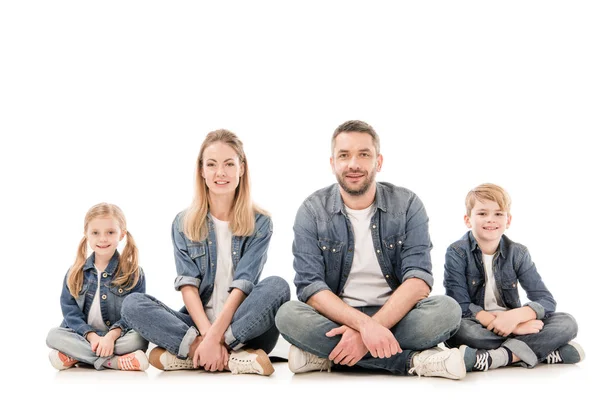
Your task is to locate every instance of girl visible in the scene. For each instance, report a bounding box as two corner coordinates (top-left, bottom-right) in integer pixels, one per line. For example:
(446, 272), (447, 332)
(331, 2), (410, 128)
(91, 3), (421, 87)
(122, 129), (290, 376)
(46, 203), (149, 371)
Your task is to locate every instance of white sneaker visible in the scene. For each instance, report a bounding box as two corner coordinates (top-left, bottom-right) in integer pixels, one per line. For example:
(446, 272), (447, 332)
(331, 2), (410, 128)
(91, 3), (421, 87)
(149, 347), (196, 371)
(228, 349), (274, 376)
(409, 347), (466, 380)
(288, 345), (332, 373)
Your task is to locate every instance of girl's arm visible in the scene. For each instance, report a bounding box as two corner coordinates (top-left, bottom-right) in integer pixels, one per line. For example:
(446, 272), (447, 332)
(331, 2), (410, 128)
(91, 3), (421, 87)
(60, 272), (94, 338)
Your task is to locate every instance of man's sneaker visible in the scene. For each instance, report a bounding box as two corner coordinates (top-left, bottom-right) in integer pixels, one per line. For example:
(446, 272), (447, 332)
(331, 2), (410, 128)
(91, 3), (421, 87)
(49, 350), (78, 370)
(545, 341), (585, 364)
(115, 350), (149, 371)
(228, 349), (274, 376)
(409, 347), (466, 380)
(149, 347), (196, 370)
(288, 345), (331, 373)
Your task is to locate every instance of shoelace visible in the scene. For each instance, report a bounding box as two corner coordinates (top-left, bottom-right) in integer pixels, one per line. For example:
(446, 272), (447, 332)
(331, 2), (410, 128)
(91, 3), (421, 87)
(473, 352), (490, 371)
(305, 352), (331, 372)
(118, 354), (140, 371)
(546, 350), (562, 364)
(408, 354), (447, 377)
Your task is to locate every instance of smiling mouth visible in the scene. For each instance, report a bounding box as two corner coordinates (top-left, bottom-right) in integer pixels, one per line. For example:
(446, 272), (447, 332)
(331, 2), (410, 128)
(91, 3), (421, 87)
(97, 244), (111, 249)
(215, 181), (229, 185)
(483, 227), (498, 230)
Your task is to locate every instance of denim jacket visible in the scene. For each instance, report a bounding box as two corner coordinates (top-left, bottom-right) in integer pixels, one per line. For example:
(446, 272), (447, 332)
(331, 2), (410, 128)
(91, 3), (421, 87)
(172, 210), (272, 305)
(443, 231), (556, 320)
(293, 182), (434, 303)
(60, 251), (146, 337)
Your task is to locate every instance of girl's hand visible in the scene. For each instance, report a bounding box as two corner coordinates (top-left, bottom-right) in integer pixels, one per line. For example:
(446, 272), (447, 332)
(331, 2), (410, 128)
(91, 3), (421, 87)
(95, 335), (116, 357)
(86, 332), (101, 352)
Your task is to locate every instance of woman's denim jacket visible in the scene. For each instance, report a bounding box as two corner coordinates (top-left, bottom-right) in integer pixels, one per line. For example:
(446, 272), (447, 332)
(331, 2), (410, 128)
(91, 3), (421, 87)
(443, 231), (556, 320)
(60, 251), (146, 337)
(172, 210), (272, 305)
(292, 182), (434, 303)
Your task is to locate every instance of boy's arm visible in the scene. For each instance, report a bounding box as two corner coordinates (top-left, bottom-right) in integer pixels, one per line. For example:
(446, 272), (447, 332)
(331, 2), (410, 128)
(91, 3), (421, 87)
(515, 247), (556, 319)
(444, 247), (483, 318)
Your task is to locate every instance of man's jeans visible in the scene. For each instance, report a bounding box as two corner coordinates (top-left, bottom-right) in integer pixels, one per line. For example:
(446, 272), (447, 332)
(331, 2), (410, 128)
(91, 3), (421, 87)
(275, 295), (461, 375)
(46, 328), (148, 370)
(446, 312), (578, 368)
(121, 276), (290, 359)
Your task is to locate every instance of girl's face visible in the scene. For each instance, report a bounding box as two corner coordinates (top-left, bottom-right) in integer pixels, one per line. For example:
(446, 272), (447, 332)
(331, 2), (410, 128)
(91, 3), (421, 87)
(86, 216), (124, 257)
(201, 141), (245, 197)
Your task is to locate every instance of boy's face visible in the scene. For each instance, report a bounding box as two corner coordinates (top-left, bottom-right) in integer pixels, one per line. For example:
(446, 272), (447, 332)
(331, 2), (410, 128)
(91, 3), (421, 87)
(465, 199), (511, 248)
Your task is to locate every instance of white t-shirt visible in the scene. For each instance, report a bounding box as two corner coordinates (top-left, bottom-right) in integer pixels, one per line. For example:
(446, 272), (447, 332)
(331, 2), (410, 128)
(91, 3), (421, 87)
(87, 265), (108, 332)
(340, 204), (392, 307)
(204, 216), (234, 323)
(483, 253), (506, 312)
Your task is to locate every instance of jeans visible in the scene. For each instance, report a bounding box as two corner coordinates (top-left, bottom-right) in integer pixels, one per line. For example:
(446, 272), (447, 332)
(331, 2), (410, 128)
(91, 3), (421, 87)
(121, 276), (290, 358)
(275, 295), (462, 375)
(445, 312), (578, 368)
(46, 327), (148, 370)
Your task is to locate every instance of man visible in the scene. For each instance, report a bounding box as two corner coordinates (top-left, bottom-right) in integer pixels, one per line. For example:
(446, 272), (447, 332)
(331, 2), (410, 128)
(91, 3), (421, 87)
(275, 120), (465, 379)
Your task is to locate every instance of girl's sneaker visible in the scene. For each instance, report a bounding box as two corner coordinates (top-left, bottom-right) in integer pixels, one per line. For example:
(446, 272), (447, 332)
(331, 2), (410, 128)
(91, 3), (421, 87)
(49, 350), (78, 370)
(114, 350), (149, 371)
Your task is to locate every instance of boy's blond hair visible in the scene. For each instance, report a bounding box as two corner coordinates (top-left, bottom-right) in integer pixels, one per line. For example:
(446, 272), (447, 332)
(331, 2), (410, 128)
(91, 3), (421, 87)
(465, 183), (512, 216)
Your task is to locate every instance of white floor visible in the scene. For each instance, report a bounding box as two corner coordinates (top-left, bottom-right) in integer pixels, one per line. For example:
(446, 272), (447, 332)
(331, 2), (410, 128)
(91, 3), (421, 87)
(26, 338), (594, 400)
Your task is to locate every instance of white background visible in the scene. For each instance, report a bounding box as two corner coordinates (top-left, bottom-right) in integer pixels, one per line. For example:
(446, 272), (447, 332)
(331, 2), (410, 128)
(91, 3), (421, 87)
(1, 0), (598, 397)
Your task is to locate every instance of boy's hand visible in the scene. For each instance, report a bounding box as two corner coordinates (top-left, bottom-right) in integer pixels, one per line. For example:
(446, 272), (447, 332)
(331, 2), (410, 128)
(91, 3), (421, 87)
(475, 310), (497, 328)
(513, 319), (544, 335)
(487, 310), (521, 336)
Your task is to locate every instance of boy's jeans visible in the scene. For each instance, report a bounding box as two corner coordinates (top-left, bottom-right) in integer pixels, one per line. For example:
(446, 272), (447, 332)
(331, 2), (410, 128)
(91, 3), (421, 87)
(122, 276), (290, 358)
(446, 312), (578, 368)
(275, 295), (462, 375)
(46, 328), (148, 370)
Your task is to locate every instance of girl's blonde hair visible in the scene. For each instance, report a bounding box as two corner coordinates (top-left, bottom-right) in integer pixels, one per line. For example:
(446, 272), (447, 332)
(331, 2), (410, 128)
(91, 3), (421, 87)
(183, 129), (267, 241)
(465, 183), (512, 216)
(67, 203), (140, 297)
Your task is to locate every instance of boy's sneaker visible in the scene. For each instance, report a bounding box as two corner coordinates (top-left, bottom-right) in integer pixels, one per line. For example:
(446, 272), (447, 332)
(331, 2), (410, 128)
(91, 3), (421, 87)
(149, 347), (196, 370)
(409, 347), (466, 380)
(545, 341), (585, 364)
(288, 345), (332, 373)
(115, 350), (149, 371)
(228, 349), (274, 376)
(49, 350), (78, 370)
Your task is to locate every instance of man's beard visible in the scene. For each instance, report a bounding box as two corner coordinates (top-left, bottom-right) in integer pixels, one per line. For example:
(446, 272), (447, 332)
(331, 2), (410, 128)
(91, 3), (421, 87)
(336, 170), (375, 196)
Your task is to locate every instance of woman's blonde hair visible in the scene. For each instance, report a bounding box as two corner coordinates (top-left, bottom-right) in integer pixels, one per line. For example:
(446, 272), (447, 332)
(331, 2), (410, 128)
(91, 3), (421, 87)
(465, 183), (512, 216)
(67, 203), (140, 297)
(183, 129), (266, 241)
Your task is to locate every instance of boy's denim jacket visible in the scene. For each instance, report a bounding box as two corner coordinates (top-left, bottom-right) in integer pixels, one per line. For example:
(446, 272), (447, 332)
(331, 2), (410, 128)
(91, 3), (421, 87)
(60, 251), (146, 337)
(443, 231), (556, 320)
(172, 210), (272, 305)
(293, 182), (434, 303)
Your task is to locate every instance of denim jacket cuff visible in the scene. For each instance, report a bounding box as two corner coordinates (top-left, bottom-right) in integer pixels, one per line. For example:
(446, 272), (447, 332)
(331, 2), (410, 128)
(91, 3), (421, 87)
(524, 302), (545, 320)
(468, 303), (484, 317)
(401, 270), (434, 289)
(78, 325), (95, 338)
(229, 279), (254, 296)
(299, 281), (330, 303)
(110, 322), (127, 335)
(174, 275), (201, 291)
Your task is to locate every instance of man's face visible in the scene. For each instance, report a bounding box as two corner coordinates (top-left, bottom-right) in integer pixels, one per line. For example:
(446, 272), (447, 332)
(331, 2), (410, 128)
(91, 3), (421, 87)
(330, 131), (382, 196)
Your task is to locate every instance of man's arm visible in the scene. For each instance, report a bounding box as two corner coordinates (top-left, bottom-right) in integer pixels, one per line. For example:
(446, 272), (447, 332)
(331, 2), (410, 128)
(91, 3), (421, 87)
(371, 277), (430, 328)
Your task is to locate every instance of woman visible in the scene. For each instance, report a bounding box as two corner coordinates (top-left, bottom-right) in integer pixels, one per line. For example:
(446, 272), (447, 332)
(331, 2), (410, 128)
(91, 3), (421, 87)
(122, 129), (289, 375)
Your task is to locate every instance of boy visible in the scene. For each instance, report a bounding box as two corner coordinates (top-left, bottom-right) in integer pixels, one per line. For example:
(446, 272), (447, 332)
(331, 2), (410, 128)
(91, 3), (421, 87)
(443, 183), (584, 371)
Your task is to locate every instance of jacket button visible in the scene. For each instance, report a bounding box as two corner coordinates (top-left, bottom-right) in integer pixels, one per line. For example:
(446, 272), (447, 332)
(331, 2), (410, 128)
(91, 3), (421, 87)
(398, 240), (402, 244)
(118, 288), (123, 293)
(389, 244), (393, 248)
(233, 251), (236, 255)
(348, 248), (353, 252)
(209, 241), (212, 245)
(106, 321), (111, 326)
(102, 272), (108, 278)
(332, 249), (336, 252)
(472, 280), (476, 285)
(512, 283), (516, 288)
(322, 246), (327, 250)
(385, 275), (390, 278)
(101, 294), (107, 300)
(372, 225), (376, 229)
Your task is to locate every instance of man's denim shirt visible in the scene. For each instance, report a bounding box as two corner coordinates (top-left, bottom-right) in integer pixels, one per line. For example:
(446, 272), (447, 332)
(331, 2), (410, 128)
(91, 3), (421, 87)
(293, 182), (434, 303)
(60, 251), (146, 337)
(172, 210), (272, 306)
(443, 231), (556, 320)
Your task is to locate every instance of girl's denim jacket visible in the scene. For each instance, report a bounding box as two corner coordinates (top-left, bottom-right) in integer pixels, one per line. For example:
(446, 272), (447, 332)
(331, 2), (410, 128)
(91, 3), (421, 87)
(292, 182), (434, 303)
(443, 231), (556, 320)
(59, 251), (146, 337)
(171, 210), (272, 305)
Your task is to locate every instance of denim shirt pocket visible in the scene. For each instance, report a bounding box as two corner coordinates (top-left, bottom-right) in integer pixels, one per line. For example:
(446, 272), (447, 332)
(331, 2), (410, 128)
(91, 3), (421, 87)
(188, 243), (207, 276)
(108, 284), (129, 320)
(466, 272), (483, 301)
(501, 270), (521, 308)
(318, 238), (344, 272)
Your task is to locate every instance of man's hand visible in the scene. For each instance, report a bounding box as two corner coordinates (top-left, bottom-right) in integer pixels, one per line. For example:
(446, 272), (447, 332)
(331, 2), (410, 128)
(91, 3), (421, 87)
(358, 319), (402, 358)
(326, 325), (368, 366)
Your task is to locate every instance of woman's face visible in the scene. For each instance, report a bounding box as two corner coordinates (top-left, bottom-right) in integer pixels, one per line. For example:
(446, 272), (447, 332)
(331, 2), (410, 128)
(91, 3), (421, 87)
(201, 141), (245, 197)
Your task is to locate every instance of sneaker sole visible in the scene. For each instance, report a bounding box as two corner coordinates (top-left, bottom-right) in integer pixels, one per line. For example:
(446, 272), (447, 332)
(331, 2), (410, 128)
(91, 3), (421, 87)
(246, 349), (275, 376)
(568, 341), (586, 363)
(149, 347), (167, 370)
